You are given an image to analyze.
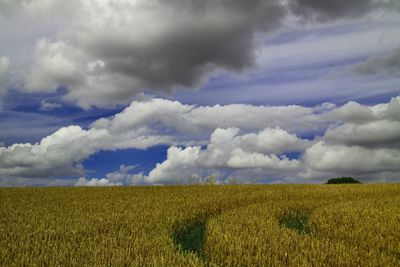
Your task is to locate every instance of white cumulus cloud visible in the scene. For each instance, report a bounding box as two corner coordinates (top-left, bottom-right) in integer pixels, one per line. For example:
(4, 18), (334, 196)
(302, 141), (400, 181)
(0, 96), (399, 184)
(75, 165), (144, 186)
(146, 127), (306, 184)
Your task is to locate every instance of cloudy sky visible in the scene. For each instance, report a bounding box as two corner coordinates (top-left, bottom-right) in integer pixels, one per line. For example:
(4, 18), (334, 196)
(1, 0), (400, 186)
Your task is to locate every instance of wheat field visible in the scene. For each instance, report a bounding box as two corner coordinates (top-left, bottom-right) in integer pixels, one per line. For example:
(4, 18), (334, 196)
(1, 184), (399, 266)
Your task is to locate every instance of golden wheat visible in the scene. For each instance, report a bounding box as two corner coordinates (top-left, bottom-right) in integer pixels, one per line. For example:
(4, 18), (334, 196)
(0, 184), (399, 266)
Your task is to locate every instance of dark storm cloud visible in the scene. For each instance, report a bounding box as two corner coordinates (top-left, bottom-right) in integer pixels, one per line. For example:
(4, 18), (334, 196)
(289, 0), (400, 21)
(290, 0), (375, 19)
(4, 0), (399, 108)
(22, 0), (290, 107)
(73, 0), (286, 88)
(96, 24), (255, 89)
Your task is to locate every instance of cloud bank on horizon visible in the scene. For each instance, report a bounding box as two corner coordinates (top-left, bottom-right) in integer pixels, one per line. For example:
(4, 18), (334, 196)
(0, 0), (400, 186)
(1, 96), (400, 186)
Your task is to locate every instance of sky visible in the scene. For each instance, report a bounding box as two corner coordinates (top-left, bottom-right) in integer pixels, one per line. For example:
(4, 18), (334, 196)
(0, 0), (400, 186)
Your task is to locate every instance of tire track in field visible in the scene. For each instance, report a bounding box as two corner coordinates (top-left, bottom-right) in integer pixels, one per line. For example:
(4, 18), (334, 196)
(171, 197), (313, 265)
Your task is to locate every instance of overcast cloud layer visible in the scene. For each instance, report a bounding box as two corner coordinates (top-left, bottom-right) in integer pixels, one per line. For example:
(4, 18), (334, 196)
(1, 96), (399, 186)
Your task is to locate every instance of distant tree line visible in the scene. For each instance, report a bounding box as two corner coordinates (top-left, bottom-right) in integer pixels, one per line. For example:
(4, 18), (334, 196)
(326, 177), (361, 184)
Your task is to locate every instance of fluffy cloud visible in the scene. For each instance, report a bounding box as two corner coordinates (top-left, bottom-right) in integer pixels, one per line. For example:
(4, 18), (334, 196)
(104, 165), (144, 185)
(20, 0), (286, 108)
(145, 96), (400, 184)
(0, 98), (315, 180)
(75, 177), (120, 187)
(0, 0), (395, 108)
(0, 124), (171, 179)
(301, 96), (400, 182)
(146, 127), (306, 184)
(232, 127), (311, 154)
(92, 98), (321, 135)
(324, 101), (376, 123)
(187, 103), (318, 133)
(92, 98), (197, 134)
(302, 141), (400, 180)
(385, 95), (400, 120)
(75, 165), (144, 186)
(1, 1), (400, 186)
(25, 39), (85, 93)
(0, 126), (88, 178)
(146, 146), (202, 184)
(1, 96), (399, 184)
(324, 120), (400, 147)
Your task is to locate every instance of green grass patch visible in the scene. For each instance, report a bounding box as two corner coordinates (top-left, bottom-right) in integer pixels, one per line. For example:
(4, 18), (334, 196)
(173, 220), (207, 257)
(279, 210), (310, 234)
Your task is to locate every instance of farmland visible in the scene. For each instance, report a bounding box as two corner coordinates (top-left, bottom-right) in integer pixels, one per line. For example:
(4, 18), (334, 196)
(1, 184), (399, 266)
